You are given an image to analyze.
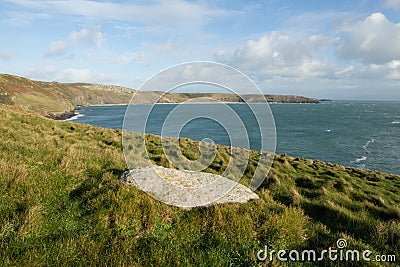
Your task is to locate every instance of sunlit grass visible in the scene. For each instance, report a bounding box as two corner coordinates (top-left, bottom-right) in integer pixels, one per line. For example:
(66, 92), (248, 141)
(0, 105), (399, 266)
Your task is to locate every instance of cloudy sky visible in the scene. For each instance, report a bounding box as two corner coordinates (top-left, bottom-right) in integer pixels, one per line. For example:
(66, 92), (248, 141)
(1, 0), (400, 100)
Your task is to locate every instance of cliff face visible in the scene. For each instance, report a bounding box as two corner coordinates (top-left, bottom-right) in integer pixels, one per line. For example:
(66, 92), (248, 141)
(0, 74), (321, 118)
(244, 94), (320, 103)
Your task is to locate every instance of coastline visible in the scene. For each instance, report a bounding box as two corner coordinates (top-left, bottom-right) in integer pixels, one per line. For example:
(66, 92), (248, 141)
(46, 110), (77, 121)
(89, 103), (129, 107)
(63, 112), (85, 121)
(55, 101), (323, 119)
(54, 103), (130, 121)
(89, 101), (323, 106)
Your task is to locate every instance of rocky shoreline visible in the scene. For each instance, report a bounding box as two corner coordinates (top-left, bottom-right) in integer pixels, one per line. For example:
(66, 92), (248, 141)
(46, 110), (77, 120)
(45, 105), (85, 120)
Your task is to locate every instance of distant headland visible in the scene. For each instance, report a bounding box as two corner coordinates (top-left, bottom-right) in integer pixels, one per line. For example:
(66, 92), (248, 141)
(0, 73), (326, 119)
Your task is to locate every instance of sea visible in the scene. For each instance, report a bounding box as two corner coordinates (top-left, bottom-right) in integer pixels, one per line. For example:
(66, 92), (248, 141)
(68, 101), (400, 175)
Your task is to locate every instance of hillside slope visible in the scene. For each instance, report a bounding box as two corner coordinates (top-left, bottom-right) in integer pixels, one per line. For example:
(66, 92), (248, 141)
(0, 74), (134, 118)
(0, 105), (398, 266)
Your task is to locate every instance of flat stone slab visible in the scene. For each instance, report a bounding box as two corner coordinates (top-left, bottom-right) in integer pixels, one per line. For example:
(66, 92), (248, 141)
(120, 166), (259, 208)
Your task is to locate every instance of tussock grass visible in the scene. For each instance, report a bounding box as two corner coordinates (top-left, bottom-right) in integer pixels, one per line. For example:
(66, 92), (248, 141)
(0, 105), (399, 266)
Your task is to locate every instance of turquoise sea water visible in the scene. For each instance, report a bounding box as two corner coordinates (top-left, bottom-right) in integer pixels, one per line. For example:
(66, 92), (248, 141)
(70, 101), (400, 175)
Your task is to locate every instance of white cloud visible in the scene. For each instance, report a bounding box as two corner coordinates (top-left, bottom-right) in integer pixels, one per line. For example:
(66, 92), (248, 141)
(388, 60), (400, 79)
(114, 39), (186, 66)
(45, 28), (103, 57)
(154, 39), (176, 53)
(25, 66), (123, 85)
(0, 51), (12, 60)
(336, 13), (400, 64)
(382, 0), (400, 10)
(137, 62), (264, 95)
(62, 68), (94, 82)
(5, 0), (237, 31)
(115, 51), (147, 65)
(68, 28), (102, 46)
(2, 11), (50, 26)
(45, 41), (67, 57)
(334, 60), (400, 80)
(282, 11), (351, 35)
(217, 12), (400, 87)
(217, 32), (334, 79)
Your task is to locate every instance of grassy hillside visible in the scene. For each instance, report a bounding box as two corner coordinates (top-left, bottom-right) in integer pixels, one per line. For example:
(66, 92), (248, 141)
(0, 74), (134, 118)
(0, 74), (320, 119)
(0, 105), (398, 266)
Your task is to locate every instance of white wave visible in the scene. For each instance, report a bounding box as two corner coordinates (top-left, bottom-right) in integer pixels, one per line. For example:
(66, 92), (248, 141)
(354, 156), (367, 163)
(325, 129), (331, 132)
(64, 113), (85, 121)
(362, 139), (375, 150)
(354, 138), (374, 165)
(392, 121), (400, 124)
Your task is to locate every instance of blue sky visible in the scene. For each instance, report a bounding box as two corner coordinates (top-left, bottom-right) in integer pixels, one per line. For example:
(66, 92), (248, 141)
(1, 0), (400, 99)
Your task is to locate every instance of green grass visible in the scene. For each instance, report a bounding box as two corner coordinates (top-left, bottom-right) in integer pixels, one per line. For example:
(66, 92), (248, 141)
(0, 105), (399, 266)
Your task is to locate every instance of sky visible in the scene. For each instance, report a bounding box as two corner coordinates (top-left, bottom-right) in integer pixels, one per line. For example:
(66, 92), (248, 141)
(1, 0), (400, 100)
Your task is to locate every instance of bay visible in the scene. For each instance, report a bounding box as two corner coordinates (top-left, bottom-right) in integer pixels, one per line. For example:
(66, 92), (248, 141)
(69, 101), (400, 175)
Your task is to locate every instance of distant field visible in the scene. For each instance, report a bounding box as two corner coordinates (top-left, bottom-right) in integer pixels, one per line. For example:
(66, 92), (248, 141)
(0, 105), (399, 266)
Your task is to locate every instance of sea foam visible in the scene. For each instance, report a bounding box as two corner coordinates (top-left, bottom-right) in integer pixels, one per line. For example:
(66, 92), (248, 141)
(64, 113), (85, 121)
(354, 156), (367, 163)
